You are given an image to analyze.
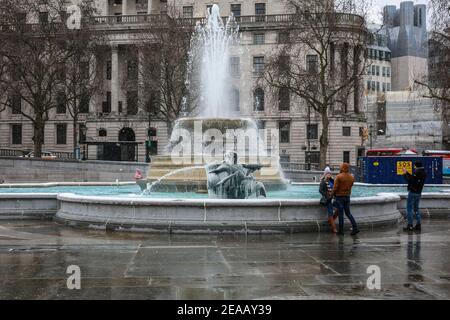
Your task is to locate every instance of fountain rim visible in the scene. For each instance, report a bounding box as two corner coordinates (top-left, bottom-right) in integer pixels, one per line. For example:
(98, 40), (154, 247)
(55, 192), (403, 206)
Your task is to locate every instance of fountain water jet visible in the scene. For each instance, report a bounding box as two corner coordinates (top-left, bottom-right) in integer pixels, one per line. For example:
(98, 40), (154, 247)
(193, 4), (240, 118)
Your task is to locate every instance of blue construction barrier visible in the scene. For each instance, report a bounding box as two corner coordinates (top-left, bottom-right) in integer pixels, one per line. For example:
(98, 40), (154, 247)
(358, 156), (443, 184)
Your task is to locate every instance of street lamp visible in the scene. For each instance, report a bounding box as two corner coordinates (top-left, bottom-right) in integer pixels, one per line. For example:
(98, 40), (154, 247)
(306, 103), (311, 170)
(80, 125), (87, 160)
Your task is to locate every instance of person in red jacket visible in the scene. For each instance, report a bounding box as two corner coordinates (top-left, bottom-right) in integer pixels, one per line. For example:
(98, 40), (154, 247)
(332, 163), (359, 236)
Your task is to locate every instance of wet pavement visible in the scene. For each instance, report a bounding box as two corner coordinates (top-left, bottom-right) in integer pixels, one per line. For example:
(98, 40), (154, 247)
(1, 219), (450, 299)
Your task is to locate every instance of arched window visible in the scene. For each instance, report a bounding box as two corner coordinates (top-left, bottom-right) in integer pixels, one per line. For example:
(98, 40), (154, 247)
(231, 88), (240, 111)
(98, 128), (107, 137)
(253, 88), (264, 111)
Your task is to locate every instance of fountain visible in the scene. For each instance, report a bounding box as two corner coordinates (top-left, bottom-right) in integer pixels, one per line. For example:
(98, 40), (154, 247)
(141, 5), (286, 196)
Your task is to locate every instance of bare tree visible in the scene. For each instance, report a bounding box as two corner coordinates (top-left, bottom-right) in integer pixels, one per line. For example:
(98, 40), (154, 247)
(0, 0), (99, 157)
(122, 7), (197, 135)
(58, 4), (105, 154)
(263, 0), (370, 168)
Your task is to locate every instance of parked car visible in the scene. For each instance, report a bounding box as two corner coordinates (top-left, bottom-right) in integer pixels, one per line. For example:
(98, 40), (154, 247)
(21, 151), (57, 160)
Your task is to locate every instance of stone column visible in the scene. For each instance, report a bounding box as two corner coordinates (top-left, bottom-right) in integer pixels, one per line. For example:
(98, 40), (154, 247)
(147, 0), (153, 14)
(122, 0), (128, 15)
(88, 54), (97, 114)
(147, 0), (158, 14)
(138, 48), (145, 107)
(111, 45), (119, 114)
(102, 0), (109, 16)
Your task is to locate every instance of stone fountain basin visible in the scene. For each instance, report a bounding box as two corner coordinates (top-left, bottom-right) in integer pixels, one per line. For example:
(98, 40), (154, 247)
(54, 193), (402, 234)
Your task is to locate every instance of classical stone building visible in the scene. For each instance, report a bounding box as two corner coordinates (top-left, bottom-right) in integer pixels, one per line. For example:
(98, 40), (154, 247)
(0, 0), (368, 167)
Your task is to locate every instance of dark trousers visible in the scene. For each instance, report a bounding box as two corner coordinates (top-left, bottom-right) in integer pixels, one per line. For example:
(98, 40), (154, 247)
(335, 196), (358, 233)
(406, 192), (422, 225)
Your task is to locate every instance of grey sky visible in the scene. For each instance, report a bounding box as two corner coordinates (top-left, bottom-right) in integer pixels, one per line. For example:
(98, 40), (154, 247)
(368, 0), (430, 24)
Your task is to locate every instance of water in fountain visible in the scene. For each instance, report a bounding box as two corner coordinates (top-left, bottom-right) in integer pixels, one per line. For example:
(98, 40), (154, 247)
(144, 166), (206, 194)
(190, 4), (240, 118)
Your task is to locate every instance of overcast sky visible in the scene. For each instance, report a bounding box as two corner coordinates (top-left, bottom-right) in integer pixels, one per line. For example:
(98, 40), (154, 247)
(368, 0), (430, 24)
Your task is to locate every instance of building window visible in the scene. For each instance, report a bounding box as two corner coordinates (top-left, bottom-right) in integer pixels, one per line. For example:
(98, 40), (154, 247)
(56, 124), (67, 145)
(231, 88), (240, 111)
(376, 66), (380, 76)
(103, 91), (111, 113)
(278, 32), (289, 44)
(253, 88), (264, 111)
(10, 95), (21, 114)
(387, 83), (391, 91)
(56, 63), (66, 81)
(183, 6), (193, 18)
(160, 2), (167, 14)
(371, 81), (376, 91)
(56, 92), (66, 114)
(39, 11), (48, 24)
(279, 87), (290, 111)
(367, 80), (371, 91)
(256, 120), (265, 129)
(79, 91), (90, 113)
(80, 62), (89, 81)
(11, 124), (22, 145)
(106, 60), (112, 80)
(371, 65), (376, 75)
(278, 55), (290, 76)
(279, 121), (290, 143)
(305, 151), (320, 164)
(78, 124), (86, 144)
(343, 126), (351, 136)
(382, 67), (386, 77)
(376, 82), (380, 92)
(99, 128), (107, 137)
(280, 154), (290, 163)
(255, 3), (266, 15)
(386, 67), (391, 77)
(307, 124), (318, 140)
(385, 52), (391, 62)
(229, 57), (240, 77)
(306, 54), (318, 74)
(127, 58), (138, 80)
(253, 56), (265, 77)
(343, 151), (350, 164)
(126, 91), (138, 115)
(253, 33), (265, 45)
(382, 83), (386, 92)
(230, 4), (241, 17)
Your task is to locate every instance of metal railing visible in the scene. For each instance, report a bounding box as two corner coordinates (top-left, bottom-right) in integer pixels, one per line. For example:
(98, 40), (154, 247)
(0, 149), (26, 157)
(1, 13), (365, 34)
(90, 12), (365, 28)
(52, 151), (74, 159)
(0, 149), (74, 159)
(281, 162), (341, 172)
